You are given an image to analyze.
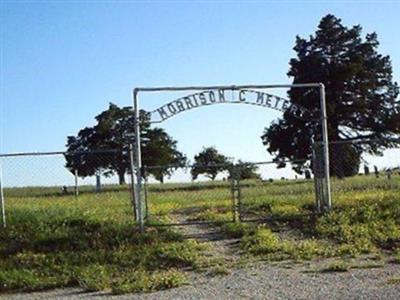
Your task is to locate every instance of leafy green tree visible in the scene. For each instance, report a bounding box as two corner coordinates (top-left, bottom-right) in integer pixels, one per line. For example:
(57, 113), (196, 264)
(191, 147), (229, 180)
(65, 103), (186, 184)
(234, 160), (261, 180)
(261, 14), (400, 178)
(144, 128), (186, 183)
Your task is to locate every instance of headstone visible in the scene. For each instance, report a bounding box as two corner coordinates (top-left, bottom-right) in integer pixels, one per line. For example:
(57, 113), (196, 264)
(96, 174), (101, 192)
(386, 169), (392, 180)
(61, 186), (68, 195)
(364, 165), (370, 175)
(374, 166), (379, 178)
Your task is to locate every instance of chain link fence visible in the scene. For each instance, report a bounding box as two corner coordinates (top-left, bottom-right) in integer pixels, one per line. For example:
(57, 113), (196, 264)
(2, 140), (398, 229)
(0, 150), (135, 228)
(327, 139), (400, 205)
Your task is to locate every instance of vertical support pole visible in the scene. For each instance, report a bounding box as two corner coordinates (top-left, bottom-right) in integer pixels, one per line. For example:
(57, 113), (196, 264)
(319, 84), (332, 211)
(129, 144), (137, 220)
(133, 89), (144, 233)
(237, 177), (242, 221)
(0, 161), (6, 228)
(143, 169), (149, 220)
(312, 143), (322, 213)
(74, 169), (79, 199)
(230, 169), (237, 222)
(229, 165), (240, 222)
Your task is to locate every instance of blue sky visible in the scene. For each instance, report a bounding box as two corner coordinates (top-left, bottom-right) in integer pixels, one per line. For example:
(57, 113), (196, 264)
(1, 1), (400, 185)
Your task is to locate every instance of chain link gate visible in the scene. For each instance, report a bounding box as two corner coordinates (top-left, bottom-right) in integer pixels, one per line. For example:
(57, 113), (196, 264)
(230, 172), (241, 222)
(232, 161), (319, 222)
(142, 164), (240, 226)
(142, 161), (326, 227)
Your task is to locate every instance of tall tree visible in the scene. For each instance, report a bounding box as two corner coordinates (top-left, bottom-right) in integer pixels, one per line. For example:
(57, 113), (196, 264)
(65, 103), (186, 184)
(191, 147), (229, 180)
(261, 14), (400, 177)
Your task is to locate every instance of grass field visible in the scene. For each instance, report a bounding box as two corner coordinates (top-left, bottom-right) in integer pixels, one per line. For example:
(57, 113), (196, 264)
(1, 175), (399, 294)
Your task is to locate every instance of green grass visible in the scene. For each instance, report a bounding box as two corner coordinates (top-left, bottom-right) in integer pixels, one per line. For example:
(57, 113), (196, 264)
(394, 249), (400, 264)
(387, 277), (400, 285)
(1, 175), (399, 294)
(160, 176), (400, 261)
(0, 191), (205, 294)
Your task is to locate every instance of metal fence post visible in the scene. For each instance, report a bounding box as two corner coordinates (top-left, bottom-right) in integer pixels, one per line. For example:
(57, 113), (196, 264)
(237, 177), (242, 222)
(129, 144), (137, 221)
(230, 170), (237, 222)
(0, 161), (6, 228)
(143, 170), (149, 220)
(230, 165), (240, 222)
(312, 143), (322, 213)
(74, 169), (79, 199)
(133, 89), (144, 233)
(319, 84), (332, 211)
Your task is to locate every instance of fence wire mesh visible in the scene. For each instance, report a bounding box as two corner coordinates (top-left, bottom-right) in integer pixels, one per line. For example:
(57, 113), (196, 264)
(238, 162), (316, 221)
(328, 139), (400, 205)
(143, 164), (234, 225)
(3, 140), (397, 229)
(143, 161), (318, 226)
(0, 150), (134, 228)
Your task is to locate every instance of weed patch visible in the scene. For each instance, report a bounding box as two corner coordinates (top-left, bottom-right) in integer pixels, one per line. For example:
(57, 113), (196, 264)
(208, 265), (231, 277)
(240, 227), (329, 261)
(387, 277), (400, 285)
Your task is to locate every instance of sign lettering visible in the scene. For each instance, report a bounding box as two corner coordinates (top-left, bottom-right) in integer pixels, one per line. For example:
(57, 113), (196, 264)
(149, 89), (310, 123)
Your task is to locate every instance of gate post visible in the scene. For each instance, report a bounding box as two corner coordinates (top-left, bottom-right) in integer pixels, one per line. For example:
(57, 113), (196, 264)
(312, 143), (323, 212)
(319, 84), (332, 211)
(129, 144), (138, 220)
(143, 168), (149, 220)
(133, 89), (144, 233)
(230, 164), (241, 222)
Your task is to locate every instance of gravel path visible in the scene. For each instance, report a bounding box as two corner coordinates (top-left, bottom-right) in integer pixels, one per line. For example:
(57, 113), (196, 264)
(2, 216), (400, 299)
(3, 262), (400, 300)
(171, 212), (242, 266)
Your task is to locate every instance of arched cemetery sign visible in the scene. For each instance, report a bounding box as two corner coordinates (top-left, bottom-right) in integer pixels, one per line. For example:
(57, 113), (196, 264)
(149, 89), (310, 123)
(132, 84), (331, 232)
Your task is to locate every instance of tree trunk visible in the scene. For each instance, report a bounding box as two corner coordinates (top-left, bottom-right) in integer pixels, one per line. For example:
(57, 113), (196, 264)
(118, 170), (126, 185)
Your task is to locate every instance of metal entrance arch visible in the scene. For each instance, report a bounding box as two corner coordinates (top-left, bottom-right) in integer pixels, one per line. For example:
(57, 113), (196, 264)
(132, 84), (331, 232)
